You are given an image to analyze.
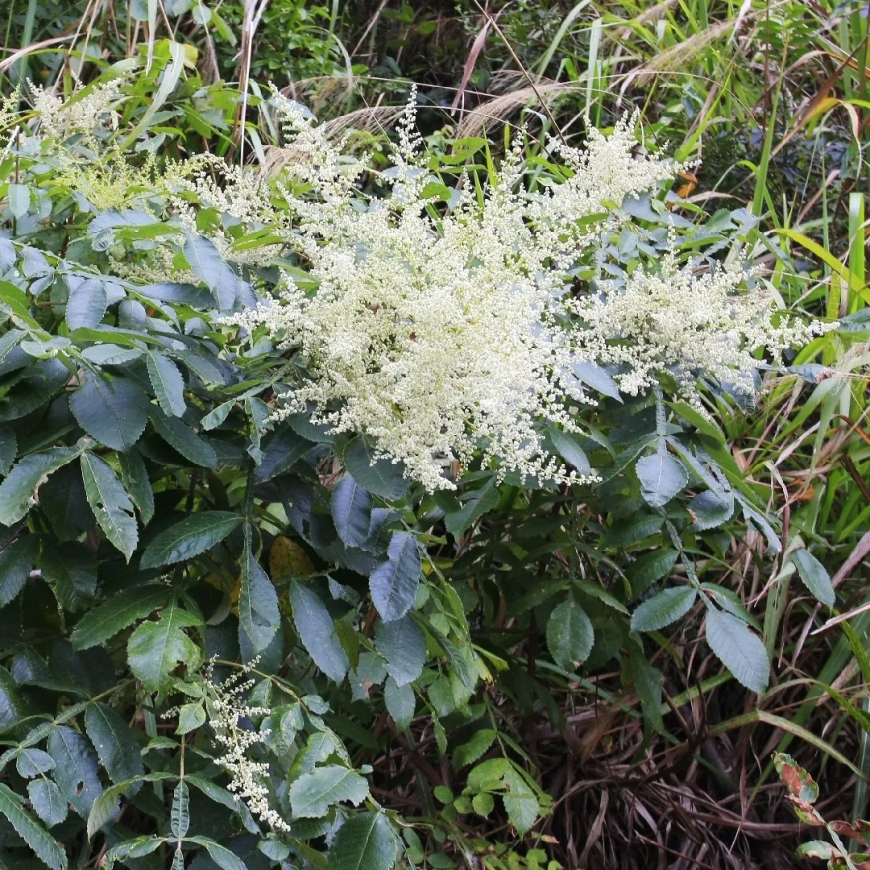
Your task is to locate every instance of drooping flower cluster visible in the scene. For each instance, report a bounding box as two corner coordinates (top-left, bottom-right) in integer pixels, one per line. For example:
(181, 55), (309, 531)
(204, 661), (290, 832)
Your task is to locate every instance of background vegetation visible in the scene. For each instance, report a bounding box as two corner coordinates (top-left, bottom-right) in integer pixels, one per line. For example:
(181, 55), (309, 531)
(1, 1), (869, 869)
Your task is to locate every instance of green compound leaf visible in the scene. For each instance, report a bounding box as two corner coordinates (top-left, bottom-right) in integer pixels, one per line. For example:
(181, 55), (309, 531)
(0, 447), (82, 526)
(127, 602), (202, 692)
(71, 585), (174, 650)
(791, 548), (835, 608)
(331, 474), (374, 548)
(287, 582), (349, 683)
(81, 453), (138, 561)
(69, 372), (149, 452)
(288, 765), (369, 818)
(329, 812), (399, 870)
(636, 449), (688, 508)
(705, 608), (770, 694)
(369, 531), (421, 623)
(546, 599), (594, 669)
(140, 511), (243, 569)
(375, 615), (426, 687)
(631, 586), (697, 633)
(146, 352), (186, 418)
(0, 782), (67, 870)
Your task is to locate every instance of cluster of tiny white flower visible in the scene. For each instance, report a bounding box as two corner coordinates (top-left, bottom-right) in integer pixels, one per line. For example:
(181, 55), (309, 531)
(28, 77), (125, 141)
(570, 249), (832, 401)
(204, 660), (291, 832)
(230, 92), (830, 491)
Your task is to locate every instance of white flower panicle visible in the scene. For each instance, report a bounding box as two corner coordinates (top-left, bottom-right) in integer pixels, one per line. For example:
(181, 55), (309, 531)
(204, 660), (290, 832)
(29, 77), (125, 141)
(571, 250), (831, 399)
(229, 95), (698, 490)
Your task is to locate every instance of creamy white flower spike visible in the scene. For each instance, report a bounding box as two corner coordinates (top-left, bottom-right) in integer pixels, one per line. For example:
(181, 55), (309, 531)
(204, 660), (291, 832)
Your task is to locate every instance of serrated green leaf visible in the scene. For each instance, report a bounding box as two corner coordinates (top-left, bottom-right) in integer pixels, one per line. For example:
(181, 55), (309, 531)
(66, 278), (109, 330)
(289, 765), (369, 818)
(331, 474), (373, 548)
(630, 653), (664, 734)
(0, 428), (17, 476)
(369, 531), (421, 622)
(127, 602), (201, 692)
(176, 703), (206, 735)
(453, 729), (496, 769)
(48, 725), (103, 817)
(626, 549), (678, 596)
(41, 541), (97, 613)
(546, 600), (594, 669)
(705, 608), (769, 694)
(170, 781), (189, 838)
(27, 778), (67, 828)
(472, 792), (494, 817)
(791, 549), (835, 607)
(17, 749), (55, 779)
(140, 511), (242, 569)
(636, 449), (688, 508)
(343, 439), (409, 501)
(690, 490), (735, 530)
(71, 585), (173, 650)
(631, 586), (697, 632)
(186, 837), (248, 870)
(238, 534), (280, 655)
(375, 616), (425, 686)
(329, 812), (399, 870)
(444, 479), (500, 537)
(183, 234), (240, 310)
(288, 583), (349, 683)
(0, 447), (81, 526)
(8, 184), (30, 219)
(118, 449), (154, 526)
(69, 372), (149, 451)
(0, 782), (66, 869)
(150, 408), (218, 468)
(383, 677), (415, 731)
(550, 427), (591, 475)
(0, 666), (28, 733)
(502, 767), (540, 835)
(85, 703), (144, 785)
(81, 453), (138, 561)
(146, 352), (186, 417)
(0, 535), (37, 607)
